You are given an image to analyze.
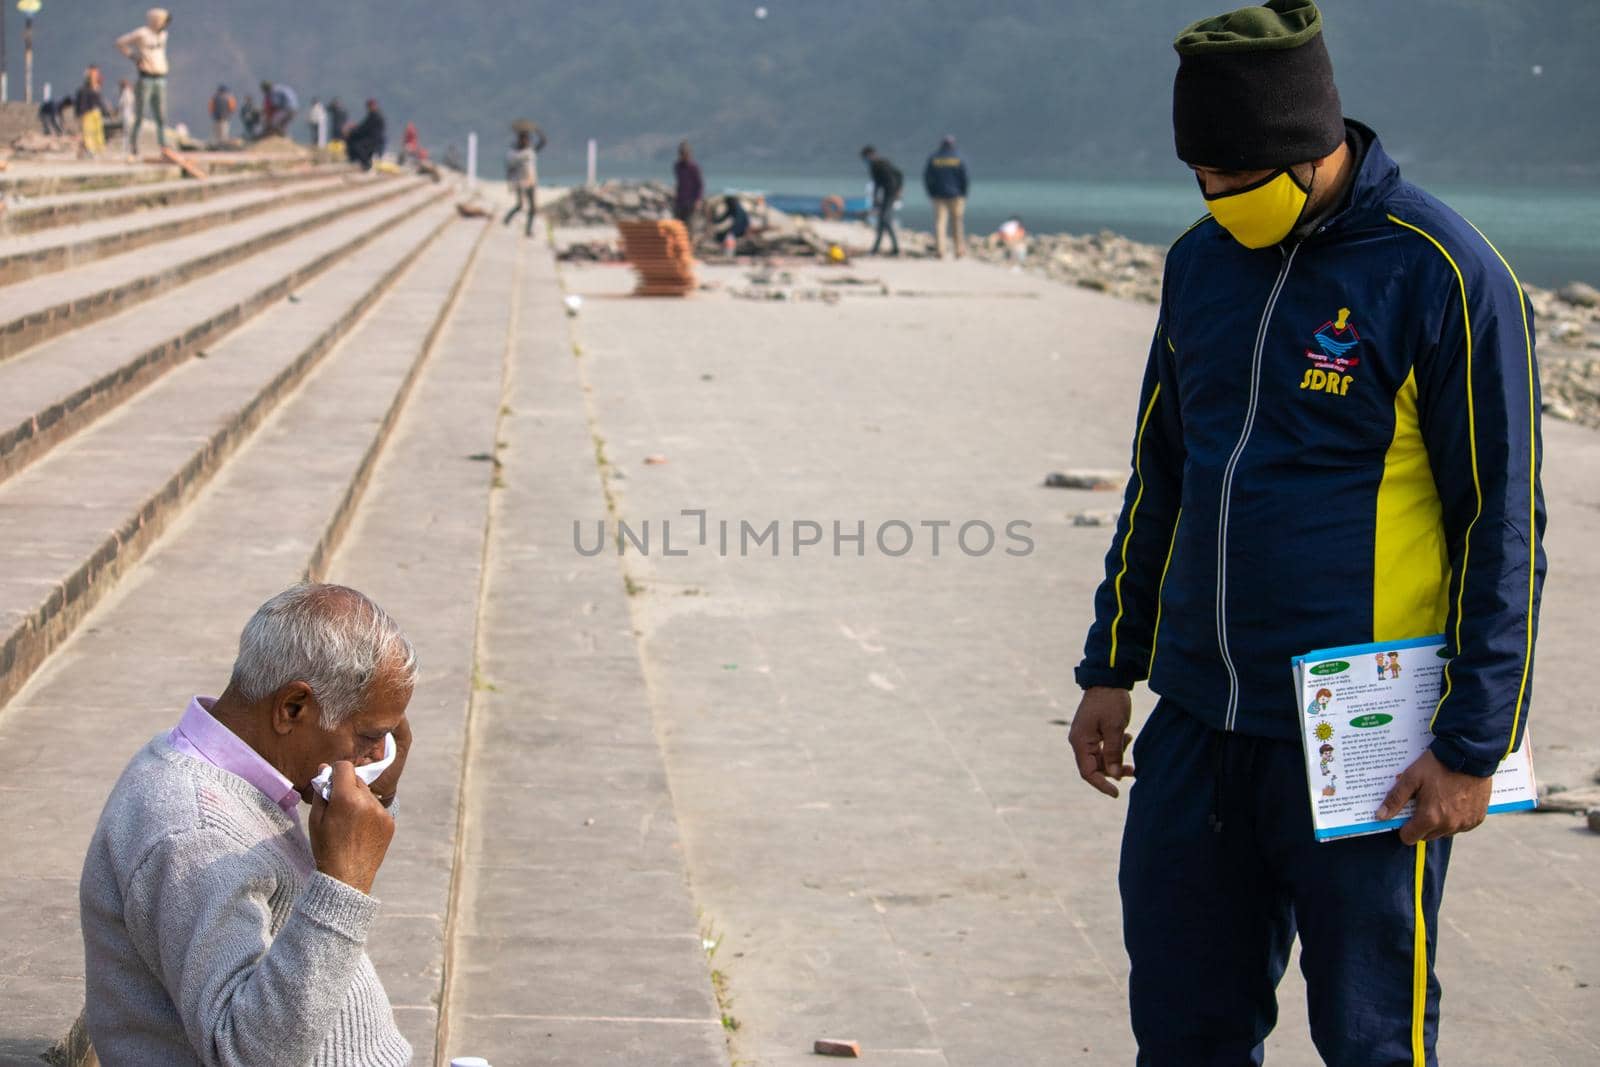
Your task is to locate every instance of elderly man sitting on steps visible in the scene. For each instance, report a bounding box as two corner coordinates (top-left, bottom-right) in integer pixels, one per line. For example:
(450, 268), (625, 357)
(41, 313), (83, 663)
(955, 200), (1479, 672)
(80, 584), (417, 1066)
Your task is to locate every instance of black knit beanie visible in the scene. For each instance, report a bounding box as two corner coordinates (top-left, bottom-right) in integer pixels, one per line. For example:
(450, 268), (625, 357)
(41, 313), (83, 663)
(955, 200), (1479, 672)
(1172, 0), (1343, 170)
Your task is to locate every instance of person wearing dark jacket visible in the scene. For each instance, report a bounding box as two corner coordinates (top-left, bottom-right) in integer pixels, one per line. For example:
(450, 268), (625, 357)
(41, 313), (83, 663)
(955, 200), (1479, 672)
(712, 195), (749, 252)
(344, 99), (386, 170)
(860, 145), (902, 256)
(39, 90), (70, 136)
(1068, 3), (1544, 1064)
(923, 135), (969, 258)
(327, 99), (349, 143)
(673, 142), (705, 230)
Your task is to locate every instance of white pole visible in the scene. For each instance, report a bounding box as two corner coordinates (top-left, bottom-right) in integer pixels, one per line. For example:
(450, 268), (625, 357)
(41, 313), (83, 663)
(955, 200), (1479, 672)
(586, 138), (597, 186)
(466, 131), (478, 191)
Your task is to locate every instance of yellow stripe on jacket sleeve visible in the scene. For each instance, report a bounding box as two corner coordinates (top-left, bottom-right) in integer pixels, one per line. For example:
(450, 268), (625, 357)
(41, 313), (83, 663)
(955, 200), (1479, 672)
(1461, 219), (1539, 758)
(1108, 383), (1162, 669)
(1385, 214), (1483, 729)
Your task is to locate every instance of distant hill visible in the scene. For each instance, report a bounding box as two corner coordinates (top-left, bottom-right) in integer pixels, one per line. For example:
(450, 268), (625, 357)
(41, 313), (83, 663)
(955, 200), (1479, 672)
(10, 1), (1597, 181)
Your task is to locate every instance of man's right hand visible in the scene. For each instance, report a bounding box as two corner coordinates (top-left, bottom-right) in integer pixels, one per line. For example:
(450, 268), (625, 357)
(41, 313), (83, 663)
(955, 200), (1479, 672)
(308, 762), (395, 895)
(1068, 686), (1135, 798)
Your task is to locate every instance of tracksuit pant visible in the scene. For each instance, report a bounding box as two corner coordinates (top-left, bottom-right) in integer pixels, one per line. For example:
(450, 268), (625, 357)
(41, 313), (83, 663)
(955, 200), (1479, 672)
(1121, 702), (1450, 1066)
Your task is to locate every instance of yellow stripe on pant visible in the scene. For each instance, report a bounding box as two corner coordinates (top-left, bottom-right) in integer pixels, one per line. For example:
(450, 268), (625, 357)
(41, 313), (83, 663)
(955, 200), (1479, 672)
(1411, 841), (1428, 1064)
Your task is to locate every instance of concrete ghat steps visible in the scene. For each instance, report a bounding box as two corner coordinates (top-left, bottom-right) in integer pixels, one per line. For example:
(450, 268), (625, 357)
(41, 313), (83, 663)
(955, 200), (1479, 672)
(0, 199), (461, 712)
(0, 182), (447, 485)
(438, 239), (728, 1066)
(0, 174), (419, 362)
(0, 156), (289, 198)
(0, 213), (489, 1060)
(0, 171), (367, 284)
(320, 226), (522, 1060)
(0, 163), (353, 237)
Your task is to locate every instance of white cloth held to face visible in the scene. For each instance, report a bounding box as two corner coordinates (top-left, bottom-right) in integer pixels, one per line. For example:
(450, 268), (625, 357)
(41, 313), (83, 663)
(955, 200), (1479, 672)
(309, 733), (395, 801)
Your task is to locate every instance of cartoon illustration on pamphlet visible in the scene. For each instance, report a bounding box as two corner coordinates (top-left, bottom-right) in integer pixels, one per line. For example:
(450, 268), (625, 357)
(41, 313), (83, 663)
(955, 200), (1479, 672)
(1386, 651), (1402, 679)
(1375, 652), (1387, 680)
(1314, 721), (1337, 793)
(1306, 687), (1332, 716)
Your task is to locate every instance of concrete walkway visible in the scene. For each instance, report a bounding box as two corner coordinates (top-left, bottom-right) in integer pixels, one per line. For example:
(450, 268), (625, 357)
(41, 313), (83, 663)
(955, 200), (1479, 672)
(554, 234), (1600, 1065)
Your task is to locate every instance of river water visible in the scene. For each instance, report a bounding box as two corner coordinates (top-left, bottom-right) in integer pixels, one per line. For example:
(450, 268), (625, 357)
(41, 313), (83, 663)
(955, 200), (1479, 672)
(549, 169), (1600, 290)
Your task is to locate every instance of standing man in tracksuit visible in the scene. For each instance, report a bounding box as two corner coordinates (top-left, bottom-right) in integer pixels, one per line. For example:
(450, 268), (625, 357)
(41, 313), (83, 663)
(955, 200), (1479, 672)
(923, 135), (969, 258)
(1067, 2), (1545, 1064)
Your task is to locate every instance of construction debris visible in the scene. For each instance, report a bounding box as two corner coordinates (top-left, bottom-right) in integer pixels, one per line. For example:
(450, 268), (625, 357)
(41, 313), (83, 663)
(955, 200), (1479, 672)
(813, 1038), (861, 1058)
(555, 240), (627, 263)
(618, 219), (697, 297)
(547, 180), (677, 225)
(1044, 470), (1126, 491)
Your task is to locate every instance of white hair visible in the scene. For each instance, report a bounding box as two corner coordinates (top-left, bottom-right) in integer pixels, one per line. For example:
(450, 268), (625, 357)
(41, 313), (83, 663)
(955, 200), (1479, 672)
(229, 584), (417, 728)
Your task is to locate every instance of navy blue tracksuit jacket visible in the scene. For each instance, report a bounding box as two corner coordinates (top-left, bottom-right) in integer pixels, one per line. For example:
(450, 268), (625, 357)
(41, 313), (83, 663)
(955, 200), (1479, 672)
(1078, 125), (1546, 777)
(923, 147), (968, 199)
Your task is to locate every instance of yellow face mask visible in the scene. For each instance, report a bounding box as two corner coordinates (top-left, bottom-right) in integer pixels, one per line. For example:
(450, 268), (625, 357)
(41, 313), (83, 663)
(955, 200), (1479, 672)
(1202, 168), (1311, 249)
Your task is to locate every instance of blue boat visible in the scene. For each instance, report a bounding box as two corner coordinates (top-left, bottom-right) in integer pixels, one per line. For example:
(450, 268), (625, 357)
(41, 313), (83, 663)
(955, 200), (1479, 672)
(761, 193), (873, 220)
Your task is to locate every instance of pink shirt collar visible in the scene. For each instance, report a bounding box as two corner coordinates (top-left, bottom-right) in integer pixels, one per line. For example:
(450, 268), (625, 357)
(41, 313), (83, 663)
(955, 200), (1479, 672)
(168, 696), (301, 817)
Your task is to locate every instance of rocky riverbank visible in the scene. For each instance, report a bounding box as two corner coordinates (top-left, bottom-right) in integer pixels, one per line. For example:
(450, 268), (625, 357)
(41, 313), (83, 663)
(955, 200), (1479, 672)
(970, 232), (1600, 427)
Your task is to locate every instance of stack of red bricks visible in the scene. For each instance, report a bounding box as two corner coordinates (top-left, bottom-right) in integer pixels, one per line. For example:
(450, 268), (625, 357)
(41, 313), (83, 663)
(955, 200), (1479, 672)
(617, 219), (697, 297)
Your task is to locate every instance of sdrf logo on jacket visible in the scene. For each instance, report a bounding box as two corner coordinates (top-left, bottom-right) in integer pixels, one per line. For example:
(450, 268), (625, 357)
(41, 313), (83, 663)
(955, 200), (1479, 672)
(1299, 306), (1360, 396)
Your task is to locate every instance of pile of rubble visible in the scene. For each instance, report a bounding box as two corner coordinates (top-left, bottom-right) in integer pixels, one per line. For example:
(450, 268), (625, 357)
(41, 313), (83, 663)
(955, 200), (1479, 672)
(967, 229), (1165, 304)
(545, 180), (677, 225)
(1535, 281), (1600, 426)
(555, 240), (627, 264)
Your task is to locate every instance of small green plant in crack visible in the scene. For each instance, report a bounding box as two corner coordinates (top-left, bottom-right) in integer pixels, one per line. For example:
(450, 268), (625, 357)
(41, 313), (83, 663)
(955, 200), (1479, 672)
(702, 923), (742, 1036)
(623, 574), (643, 597)
(471, 665), (498, 693)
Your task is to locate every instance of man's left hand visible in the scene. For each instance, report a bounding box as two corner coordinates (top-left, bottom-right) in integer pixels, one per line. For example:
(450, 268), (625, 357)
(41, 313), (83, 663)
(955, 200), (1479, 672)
(1375, 749), (1494, 845)
(367, 715), (411, 805)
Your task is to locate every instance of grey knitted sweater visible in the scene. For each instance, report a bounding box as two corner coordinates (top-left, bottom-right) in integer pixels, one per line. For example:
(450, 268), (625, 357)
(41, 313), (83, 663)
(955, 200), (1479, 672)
(80, 737), (412, 1066)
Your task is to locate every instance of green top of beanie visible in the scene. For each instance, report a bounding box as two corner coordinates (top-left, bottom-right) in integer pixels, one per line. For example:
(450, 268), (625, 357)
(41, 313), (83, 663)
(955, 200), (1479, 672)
(1174, 0), (1322, 55)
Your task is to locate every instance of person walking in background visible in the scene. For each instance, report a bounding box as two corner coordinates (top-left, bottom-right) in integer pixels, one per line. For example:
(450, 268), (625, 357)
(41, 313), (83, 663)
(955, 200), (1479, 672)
(209, 84), (236, 146)
(117, 78), (137, 155)
(74, 66), (110, 158)
(344, 99), (387, 169)
(326, 98), (349, 145)
(924, 135), (969, 258)
(308, 97), (328, 148)
(116, 6), (171, 158)
(860, 145), (903, 256)
(502, 127), (547, 236)
(673, 141), (705, 232)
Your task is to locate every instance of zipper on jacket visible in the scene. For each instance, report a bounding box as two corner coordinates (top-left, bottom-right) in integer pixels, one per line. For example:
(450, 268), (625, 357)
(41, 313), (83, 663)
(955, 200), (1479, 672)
(1217, 243), (1300, 731)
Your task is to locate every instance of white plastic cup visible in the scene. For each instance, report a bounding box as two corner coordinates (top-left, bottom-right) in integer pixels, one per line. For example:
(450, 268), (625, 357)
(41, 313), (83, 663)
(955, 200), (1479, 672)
(451, 1059), (491, 1067)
